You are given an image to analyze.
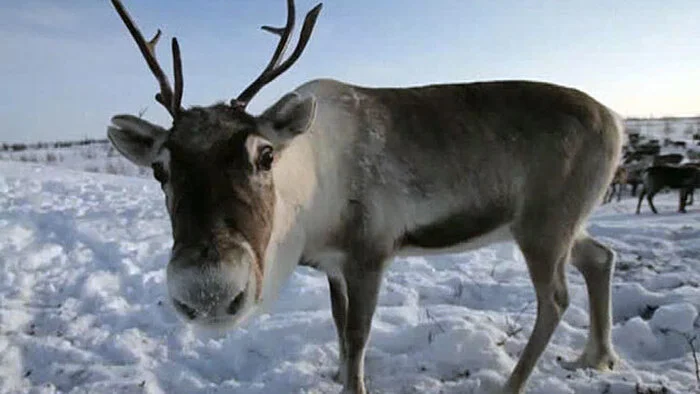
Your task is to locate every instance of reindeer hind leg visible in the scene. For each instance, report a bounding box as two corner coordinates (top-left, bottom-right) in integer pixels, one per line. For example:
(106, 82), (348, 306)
(636, 187), (646, 214)
(647, 190), (659, 214)
(504, 218), (573, 393)
(560, 234), (619, 371)
(328, 275), (348, 383)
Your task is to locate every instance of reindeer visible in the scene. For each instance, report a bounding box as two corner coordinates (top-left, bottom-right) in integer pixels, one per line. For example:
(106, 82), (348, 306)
(653, 153), (683, 166)
(106, 1), (622, 393)
(622, 155), (654, 197)
(636, 165), (700, 214)
(681, 162), (700, 205)
(624, 160), (646, 196)
(603, 166), (628, 203)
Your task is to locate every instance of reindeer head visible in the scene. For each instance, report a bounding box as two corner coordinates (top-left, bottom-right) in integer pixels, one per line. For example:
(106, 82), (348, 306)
(107, 0), (321, 328)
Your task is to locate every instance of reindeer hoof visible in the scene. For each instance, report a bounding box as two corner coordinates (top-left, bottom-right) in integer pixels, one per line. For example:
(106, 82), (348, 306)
(333, 369), (342, 383)
(341, 386), (366, 394)
(558, 350), (619, 372)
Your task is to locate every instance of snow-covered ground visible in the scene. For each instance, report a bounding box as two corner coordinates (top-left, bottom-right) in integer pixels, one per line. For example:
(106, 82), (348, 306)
(0, 142), (145, 178)
(1, 160), (700, 394)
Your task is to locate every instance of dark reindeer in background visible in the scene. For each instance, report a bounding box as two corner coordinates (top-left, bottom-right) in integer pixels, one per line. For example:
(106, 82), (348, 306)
(636, 165), (700, 214)
(682, 162), (700, 205)
(609, 154), (688, 203)
(107, 1), (623, 392)
(653, 153), (684, 166)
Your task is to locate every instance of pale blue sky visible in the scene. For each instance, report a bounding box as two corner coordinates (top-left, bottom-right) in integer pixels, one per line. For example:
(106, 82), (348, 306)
(1, 0), (699, 142)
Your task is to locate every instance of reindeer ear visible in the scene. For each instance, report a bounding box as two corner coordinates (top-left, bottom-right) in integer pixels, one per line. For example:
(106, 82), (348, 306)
(107, 115), (168, 167)
(258, 93), (316, 148)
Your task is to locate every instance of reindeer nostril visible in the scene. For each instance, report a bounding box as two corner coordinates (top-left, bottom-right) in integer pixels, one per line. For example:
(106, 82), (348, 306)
(173, 299), (198, 320)
(227, 292), (245, 315)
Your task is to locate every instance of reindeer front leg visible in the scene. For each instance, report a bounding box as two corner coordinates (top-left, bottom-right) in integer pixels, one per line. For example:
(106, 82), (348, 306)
(679, 189), (689, 213)
(341, 264), (384, 394)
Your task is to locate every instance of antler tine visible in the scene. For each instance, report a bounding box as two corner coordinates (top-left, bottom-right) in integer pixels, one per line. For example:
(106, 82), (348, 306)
(147, 30), (162, 57)
(233, 0), (296, 107)
(234, 1), (323, 108)
(261, 26), (287, 36)
(263, 4), (322, 84)
(261, 0), (296, 72)
(111, 0), (182, 118)
(172, 38), (184, 114)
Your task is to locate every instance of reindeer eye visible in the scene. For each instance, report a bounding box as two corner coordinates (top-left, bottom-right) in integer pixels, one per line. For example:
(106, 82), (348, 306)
(152, 162), (168, 183)
(257, 145), (274, 171)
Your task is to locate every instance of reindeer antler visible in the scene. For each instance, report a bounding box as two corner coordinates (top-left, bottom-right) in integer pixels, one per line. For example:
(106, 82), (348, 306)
(111, 0), (183, 118)
(233, 0), (323, 109)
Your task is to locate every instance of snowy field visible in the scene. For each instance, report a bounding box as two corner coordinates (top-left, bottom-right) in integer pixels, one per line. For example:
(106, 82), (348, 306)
(1, 160), (700, 394)
(0, 142), (144, 178)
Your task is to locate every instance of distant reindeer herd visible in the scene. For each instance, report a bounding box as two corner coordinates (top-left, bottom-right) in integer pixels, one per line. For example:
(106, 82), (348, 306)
(603, 148), (700, 214)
